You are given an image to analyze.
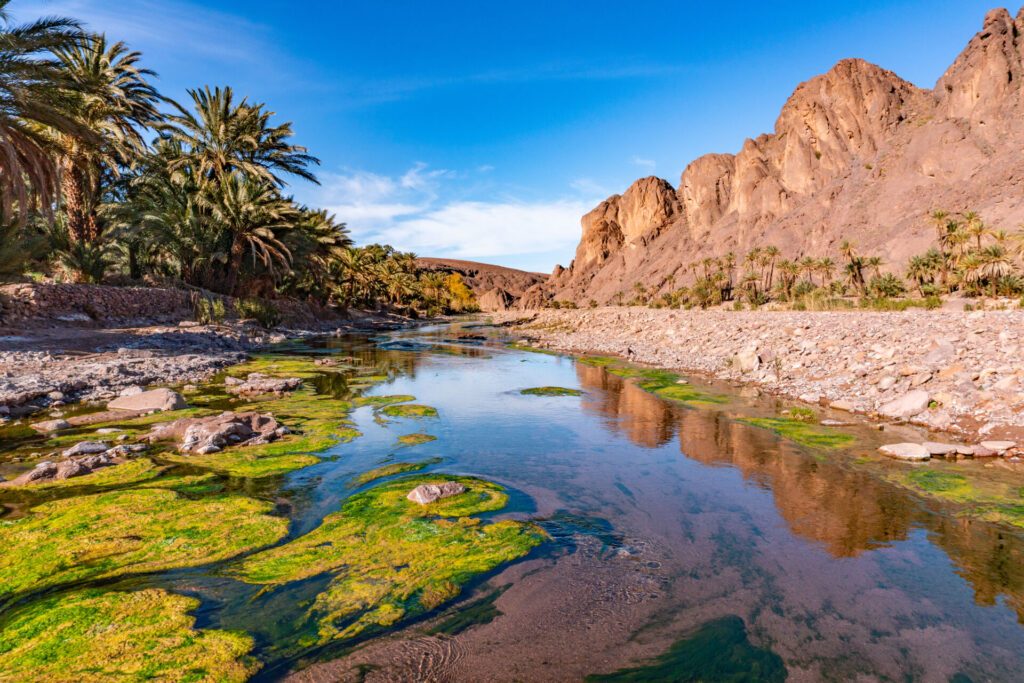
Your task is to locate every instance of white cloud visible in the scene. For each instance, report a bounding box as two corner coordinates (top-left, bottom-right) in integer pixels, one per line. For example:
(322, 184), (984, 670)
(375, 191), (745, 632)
(631, 155), (657, 171)
(309, 164), (593, 270)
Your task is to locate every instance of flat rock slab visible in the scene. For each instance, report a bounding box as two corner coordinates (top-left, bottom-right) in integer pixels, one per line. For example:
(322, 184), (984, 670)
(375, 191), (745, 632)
(108, 388), (186, 413)
(878, 390), (930, 419)
(923, 442), (960, 456)
(63, 441), (109, 457)
(31, 419), (71, 433)
(407, 482), (466, 505)
(879, 443), (930, 461)
(980, 440), (1017, 452)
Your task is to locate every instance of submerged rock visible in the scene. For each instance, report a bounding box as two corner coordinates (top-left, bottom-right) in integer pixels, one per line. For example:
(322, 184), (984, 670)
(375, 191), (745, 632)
(922, 442), (960, 456)
(407, 481), (467, 505)
(31, 419), (71, 433)
(108, 388), (187, 413)
(225, 373), (302, 397)
(148, 411), (286, 454)
(879, 443), (930, 461)
(62, 441), (109, 457)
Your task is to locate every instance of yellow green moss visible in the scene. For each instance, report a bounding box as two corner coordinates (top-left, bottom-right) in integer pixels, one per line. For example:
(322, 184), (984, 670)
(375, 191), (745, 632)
(354, 458), (443, 485)
(0, 489), (288, 603)
(506, 342), (559, 355)
(397, 433), (436, 447)
(354, 395), (415, 408)
(740, 417), (855, 450)
(520, 386), (583, 397)
(0, 589), (257, 682)
(0, 458), (166, 492)
(381, 404), (438, 419)
(233, 475), (545, 643)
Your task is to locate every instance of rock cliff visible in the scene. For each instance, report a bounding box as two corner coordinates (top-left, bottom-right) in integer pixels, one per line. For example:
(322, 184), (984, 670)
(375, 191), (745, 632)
(547, 7), (1024, 304)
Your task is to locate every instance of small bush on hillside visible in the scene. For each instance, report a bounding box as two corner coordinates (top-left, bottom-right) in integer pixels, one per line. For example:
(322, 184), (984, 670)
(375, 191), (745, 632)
(868, 273), (907, 298)
(193, 297), (226, 325)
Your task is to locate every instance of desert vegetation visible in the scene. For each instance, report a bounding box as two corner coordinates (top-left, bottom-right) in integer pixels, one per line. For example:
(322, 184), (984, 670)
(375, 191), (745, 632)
(0, 1), (475, 316)
(567, 209), (1024, 311)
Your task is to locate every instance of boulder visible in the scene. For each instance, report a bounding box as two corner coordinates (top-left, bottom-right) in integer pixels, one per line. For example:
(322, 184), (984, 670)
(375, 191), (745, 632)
(878, 443), (930, 461)
(878, 390), (930, 419)
(734, 348), (761, 373)
(63, 441), (109, 457)
(108, 388), (187, 413)
(406, 481), (467, 505)
(31, 419), (71, 433)
(147, 411), (286, 454)
(2, 453), (117, 487)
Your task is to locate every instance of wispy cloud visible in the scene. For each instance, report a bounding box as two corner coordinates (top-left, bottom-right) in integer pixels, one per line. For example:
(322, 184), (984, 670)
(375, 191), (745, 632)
(309, 164), (594, 270)
(631, 155), (657, 171)
(15, 0), (271, 63)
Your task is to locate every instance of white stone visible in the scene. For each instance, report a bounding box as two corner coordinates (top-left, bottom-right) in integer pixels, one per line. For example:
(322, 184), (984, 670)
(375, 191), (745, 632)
(878, 443), (930, 461)
(878, 390), (930, 419)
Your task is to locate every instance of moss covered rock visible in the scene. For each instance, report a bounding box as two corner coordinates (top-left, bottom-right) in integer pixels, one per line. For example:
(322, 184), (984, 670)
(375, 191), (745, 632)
(233, 475), (544, 643)
(0, 588), (257, 682)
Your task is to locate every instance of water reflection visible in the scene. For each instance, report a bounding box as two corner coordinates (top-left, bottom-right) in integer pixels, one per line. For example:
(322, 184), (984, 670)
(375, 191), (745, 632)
(574, 361), (1024, 623)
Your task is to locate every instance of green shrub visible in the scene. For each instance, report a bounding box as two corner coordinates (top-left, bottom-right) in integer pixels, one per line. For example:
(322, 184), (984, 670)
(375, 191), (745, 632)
(923, 295), (942, 310)
(868, 273), (906, 298)
(234, 298), (281, 329)
(193, 297), (226, 325)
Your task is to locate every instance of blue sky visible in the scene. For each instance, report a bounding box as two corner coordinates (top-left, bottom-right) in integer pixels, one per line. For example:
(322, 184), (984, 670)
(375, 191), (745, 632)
(18, 0), (1004, 271)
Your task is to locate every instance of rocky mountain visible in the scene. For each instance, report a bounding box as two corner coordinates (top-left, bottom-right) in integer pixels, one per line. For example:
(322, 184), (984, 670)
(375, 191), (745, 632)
(415, 258), (547, 310)
(545, 7), (1024, 305)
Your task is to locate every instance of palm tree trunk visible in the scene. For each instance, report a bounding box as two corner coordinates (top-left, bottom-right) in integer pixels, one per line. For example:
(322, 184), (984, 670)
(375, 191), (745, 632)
(225, 236), (245, 296)
(59, 157), (94, 244)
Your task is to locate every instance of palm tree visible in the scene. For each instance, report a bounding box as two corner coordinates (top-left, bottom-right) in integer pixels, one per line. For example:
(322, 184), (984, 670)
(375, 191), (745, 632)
(979, 245), (1013, 297)
(817, 257), (835, 288)
(763, 245), (780, 291)
(905, 255), (931, 297)
(964, 210), (985, 251)
(0, 3), (88, 225)
(865, 256), (884, 279)
(163, 85), (319, 188)
(52, 35), (163, 245)
(799, 256), (817, 285)
(200, 172), (299, 295)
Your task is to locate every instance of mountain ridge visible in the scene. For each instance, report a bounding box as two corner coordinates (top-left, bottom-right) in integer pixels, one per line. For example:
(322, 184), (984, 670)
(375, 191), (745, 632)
(540, 7), (1024, 305)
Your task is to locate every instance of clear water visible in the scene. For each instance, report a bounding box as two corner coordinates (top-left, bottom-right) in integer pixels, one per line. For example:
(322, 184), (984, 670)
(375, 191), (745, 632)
(13, 323), (1024, 681)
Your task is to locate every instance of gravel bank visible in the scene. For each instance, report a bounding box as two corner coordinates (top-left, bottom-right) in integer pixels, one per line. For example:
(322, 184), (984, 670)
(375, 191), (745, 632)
(0, 313), (405, 419)
(495, 308), (1024, 441)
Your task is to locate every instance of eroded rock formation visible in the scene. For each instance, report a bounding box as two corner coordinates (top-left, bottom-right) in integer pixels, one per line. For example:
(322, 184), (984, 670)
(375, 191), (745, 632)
(545, 8), (1024, 305)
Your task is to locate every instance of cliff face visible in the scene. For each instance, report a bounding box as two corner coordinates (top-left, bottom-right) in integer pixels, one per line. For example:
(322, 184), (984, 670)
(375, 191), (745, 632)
(548, 8), (1024, 304)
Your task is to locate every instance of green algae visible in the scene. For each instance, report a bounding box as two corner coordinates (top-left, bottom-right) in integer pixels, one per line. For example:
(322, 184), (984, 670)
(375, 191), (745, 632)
(905, 469), (976, 501)
(893, 468), (1024, 530)
(785, 406), (818, 422)
(577, 355), (619, 367)
(354, 394), (415, 408)
(353, 458), (443, 485)
(0, 588), (257, 682)
(586, 615), (786, 682)
(0, 458), (166, 492)
(162, 450), (320, 479)
(0, 489), (288, 604)
(136, 471), (224, 495)
(520, 386), (583, 397)
(381, 404), (438, 419)
(740, 417), (855, 450)
(233, 475), (545, 643)
(506, 342), (560, 355)
(577, 356), (728, 406)
(397, 433), (437, 447)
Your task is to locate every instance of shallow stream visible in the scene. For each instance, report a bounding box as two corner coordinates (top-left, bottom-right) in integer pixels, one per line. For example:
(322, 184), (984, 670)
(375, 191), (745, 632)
(2, 321), (1024, 681)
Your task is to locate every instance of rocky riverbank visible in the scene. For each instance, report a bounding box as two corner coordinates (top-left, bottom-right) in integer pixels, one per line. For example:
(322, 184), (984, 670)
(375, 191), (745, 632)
(495, 308), (1024, 442)
(0, 313), (406, 420)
